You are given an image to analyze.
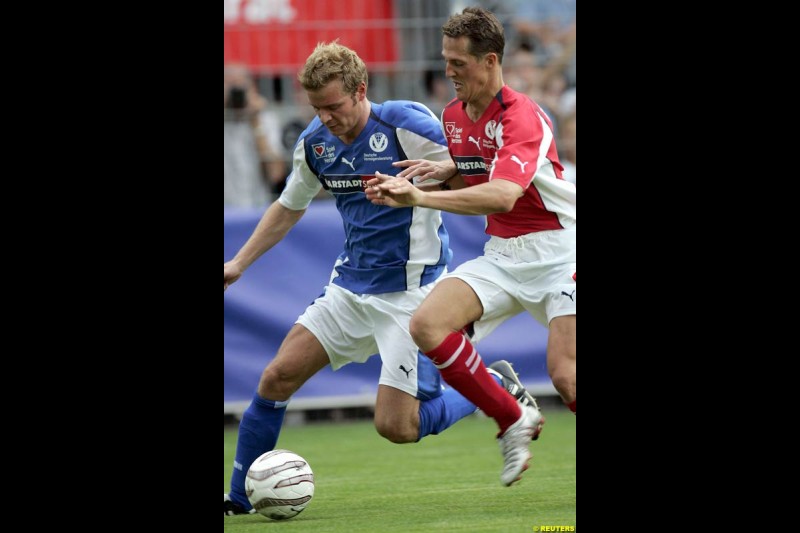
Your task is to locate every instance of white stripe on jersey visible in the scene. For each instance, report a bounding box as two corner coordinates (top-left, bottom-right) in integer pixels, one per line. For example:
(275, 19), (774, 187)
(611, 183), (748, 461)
(530, 113), (576, 229)
(397, 127), (450, 288)
(396, 128), (452, 164)
(407, 206), (444, 288)
(531, 113), (554, 188)
(278, 138), (323, 211)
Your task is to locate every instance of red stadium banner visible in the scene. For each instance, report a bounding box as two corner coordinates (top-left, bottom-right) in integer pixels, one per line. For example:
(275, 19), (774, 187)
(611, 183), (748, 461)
(224, 0), (399, 74)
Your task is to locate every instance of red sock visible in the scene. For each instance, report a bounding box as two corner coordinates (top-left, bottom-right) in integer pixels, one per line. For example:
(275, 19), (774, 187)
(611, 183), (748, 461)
(426, 331), (521, 434)
(567, 400), (576, 414)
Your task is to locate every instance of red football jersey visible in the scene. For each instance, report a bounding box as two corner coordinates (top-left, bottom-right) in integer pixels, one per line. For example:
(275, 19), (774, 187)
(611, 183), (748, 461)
(442, 85), (576, 238)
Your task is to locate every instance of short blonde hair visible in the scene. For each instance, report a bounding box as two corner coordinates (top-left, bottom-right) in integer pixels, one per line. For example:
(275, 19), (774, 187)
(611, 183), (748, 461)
(298, 41), (368, 96)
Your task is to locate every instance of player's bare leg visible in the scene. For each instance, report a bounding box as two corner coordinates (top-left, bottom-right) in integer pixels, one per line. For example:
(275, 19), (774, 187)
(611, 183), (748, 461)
(374, 385), (421, 443)
(227, 325), (330, 514)
(547, 315), (576, 413)
(257, 325), (331, 400)
(410, 278), (540, 485)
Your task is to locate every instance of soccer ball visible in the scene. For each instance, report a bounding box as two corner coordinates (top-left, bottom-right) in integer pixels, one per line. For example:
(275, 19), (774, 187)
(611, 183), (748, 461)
(245, 449), (315, 520)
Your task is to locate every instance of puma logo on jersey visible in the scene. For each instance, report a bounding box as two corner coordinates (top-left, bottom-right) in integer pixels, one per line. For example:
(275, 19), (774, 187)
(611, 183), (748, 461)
(399, 365), (413, 378)
(561, 290), (575, 301)
(341, 156), (356, 171)
(468, 136), (481, 149)
(510, 155), (529, 173)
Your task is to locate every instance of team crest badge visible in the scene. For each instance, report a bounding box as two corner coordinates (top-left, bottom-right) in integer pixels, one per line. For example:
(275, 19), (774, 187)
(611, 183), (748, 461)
(485, 120), (497, 140)
(369, 132), (388, 152)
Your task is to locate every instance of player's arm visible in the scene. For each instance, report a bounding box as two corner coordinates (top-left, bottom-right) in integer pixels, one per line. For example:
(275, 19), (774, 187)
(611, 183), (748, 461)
(437, 172), (467, 190)
(366, 173), (522, 215)
(228, 201), (305, 270)
(225, 140), (321, 290)
(224, 202), (305, 290)
(392, 159), (468, 191)
(392, 158), (455, 184)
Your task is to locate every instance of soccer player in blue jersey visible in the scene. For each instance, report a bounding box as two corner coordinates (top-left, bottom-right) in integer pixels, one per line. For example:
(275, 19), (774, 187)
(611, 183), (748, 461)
(223, 42), (537, 515)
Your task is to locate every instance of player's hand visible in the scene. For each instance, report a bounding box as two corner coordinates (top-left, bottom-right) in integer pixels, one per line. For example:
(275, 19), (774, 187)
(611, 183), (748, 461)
(365, 172), (424, 208)
(393, 159), (456, 184)
(224, 261), (243, 291)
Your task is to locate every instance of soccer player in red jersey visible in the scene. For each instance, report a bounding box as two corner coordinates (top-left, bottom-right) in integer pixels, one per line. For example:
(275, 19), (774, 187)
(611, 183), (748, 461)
(366, 6), (575, 486)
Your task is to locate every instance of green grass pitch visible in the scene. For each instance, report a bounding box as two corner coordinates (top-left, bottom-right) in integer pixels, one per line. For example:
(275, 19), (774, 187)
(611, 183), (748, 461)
(224, 409), (575, 532)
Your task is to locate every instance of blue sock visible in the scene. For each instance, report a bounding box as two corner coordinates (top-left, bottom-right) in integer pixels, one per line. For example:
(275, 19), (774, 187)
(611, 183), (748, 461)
(229, 393), (288, 509)
(417, 386), (478, 440)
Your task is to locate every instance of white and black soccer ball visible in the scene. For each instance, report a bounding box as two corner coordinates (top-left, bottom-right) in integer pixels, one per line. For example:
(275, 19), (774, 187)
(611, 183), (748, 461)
(245, 449), (315, 520)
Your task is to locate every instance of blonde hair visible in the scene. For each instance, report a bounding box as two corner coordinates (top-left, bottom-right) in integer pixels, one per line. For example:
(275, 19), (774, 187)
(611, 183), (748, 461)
(298, 41), (368, 96)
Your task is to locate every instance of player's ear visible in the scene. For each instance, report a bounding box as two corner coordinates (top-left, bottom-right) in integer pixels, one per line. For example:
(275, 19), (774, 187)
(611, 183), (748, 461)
(356, 82), (367, 101)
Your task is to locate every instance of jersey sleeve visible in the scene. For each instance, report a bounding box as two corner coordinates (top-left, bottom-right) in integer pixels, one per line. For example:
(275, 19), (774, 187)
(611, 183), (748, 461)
(391, 101), (451, 169)
(277, 137), (322, 210)
(396, 127), (451, 163)
(490, 106), (558, 189)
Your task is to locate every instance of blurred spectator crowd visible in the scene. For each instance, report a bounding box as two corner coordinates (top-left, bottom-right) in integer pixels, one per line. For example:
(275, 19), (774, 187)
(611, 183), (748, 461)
(224, 0), (575, 208)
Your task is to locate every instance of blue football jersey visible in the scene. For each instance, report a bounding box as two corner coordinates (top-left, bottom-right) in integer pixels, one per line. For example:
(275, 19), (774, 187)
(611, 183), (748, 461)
(279, 101), (453, 294)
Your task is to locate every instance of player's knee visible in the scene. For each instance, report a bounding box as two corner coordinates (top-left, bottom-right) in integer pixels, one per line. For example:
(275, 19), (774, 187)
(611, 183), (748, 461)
(409, 313), (438, 351)
(408, 313), (425, 344)
(257, 365), (298, 401)
(374, 418), (417, 444)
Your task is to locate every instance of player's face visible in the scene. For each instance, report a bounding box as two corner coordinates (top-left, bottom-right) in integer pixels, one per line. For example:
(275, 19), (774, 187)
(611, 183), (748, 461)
(306, 79), (365, 142)
(442, 36), (490, 104)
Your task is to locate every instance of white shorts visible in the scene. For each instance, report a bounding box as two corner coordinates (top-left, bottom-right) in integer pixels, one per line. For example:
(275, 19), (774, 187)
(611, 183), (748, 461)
(296, 281), (443, 400)
(444, 228), (576, 342)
